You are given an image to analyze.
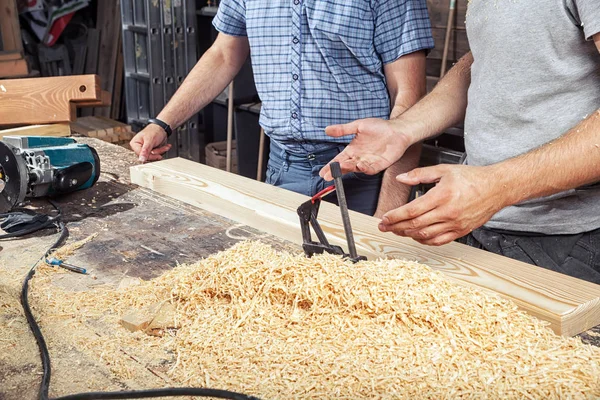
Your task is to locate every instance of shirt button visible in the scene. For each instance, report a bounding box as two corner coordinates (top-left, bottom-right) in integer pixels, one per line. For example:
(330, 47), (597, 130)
(292, 112), (298, 119)
(292, 37), (299, 44)
(293, 74), (298, 80)
(294, 0), (299, 4)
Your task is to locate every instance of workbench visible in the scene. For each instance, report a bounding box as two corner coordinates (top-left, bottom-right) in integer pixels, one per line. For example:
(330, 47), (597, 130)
(0, 138), (599, 400)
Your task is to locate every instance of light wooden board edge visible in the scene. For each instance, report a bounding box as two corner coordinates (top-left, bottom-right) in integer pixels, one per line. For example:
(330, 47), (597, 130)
(0, 123), (71, 138)
(130, 158), (600, 337)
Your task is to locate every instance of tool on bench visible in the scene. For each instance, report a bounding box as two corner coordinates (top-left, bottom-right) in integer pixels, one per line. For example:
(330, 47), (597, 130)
(46, 257), (88, 275)
(297, 162), (366, 263)
(0, 136), (100, 213)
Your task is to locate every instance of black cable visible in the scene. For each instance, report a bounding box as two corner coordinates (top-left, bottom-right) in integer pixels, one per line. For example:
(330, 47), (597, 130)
(20, 219), (68, 400)
(53, 388), (261, 400)
(18, 201), (263, 400)
(0, 204), (62, 240)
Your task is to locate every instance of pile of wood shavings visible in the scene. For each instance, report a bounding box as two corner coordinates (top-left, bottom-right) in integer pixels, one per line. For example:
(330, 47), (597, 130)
(32, 241), (600, 399)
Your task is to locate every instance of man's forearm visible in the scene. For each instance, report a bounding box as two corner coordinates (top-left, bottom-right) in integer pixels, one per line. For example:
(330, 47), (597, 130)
(157, 35), (249, 129)
(375, 53), (427, 216)
(492, 109), (600, 208)
(392, 52), (473, 145)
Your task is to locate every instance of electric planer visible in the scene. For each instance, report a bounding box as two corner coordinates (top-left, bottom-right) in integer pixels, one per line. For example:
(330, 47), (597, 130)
(0, 136), (100, 213)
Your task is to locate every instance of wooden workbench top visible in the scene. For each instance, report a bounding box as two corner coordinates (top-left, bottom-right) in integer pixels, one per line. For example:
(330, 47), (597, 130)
(0, 138), (295, 400)
(0, 138), (598, 400)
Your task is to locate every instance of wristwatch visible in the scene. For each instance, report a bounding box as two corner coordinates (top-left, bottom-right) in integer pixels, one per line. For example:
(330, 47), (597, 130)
(147, 118), (173, 138)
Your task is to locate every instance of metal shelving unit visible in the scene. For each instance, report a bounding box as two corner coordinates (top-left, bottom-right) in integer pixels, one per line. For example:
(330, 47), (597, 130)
(120, 0), (202, 162)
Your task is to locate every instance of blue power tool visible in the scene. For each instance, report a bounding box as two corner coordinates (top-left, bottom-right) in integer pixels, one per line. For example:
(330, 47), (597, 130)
(0, 136), (100, 212)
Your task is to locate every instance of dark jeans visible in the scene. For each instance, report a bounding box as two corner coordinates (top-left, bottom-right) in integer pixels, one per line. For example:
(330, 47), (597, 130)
(266, 142), (382, 216)
(460, 227), (600, 284)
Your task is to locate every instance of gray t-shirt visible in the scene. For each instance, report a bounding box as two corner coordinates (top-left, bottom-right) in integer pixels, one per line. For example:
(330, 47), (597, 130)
(464, 0), (600, 234)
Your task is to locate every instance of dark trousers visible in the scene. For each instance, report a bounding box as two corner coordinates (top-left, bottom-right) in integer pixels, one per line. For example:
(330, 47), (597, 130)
(266, 142), (382, 216)
(460, 227), (600, 284)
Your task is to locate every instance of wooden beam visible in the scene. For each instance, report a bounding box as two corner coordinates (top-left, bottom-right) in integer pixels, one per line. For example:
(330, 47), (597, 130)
(0, 123), (71, 139)
(0, 75), (101, 126)
(130, 158), (600, 337)
(0, 58), (28, 78)
(0, 51), (24, 61)
(74, 90), (112, 107)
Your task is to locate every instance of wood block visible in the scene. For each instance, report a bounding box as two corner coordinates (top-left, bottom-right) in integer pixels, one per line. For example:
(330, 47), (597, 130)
(70, 121), (96, 137)
(0, 75), (101, 125)
(120, 310), (152, 332)
(120, 302), (178, 333)
(0, 123), (71, 139)
(131, 159), (600, 337)
(0, 58), (28, 78)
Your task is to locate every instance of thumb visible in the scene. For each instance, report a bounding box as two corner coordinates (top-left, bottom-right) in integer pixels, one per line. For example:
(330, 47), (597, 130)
(396, 166), (445, 185)
(139, 138), (154, 163)
(325, 121), (360, 138)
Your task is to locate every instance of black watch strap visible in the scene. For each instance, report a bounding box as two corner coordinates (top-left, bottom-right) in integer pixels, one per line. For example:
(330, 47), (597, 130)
(148, 118), (173, 137)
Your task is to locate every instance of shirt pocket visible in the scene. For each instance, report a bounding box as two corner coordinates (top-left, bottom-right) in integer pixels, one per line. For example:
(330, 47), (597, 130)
(303, 0), (374, 64)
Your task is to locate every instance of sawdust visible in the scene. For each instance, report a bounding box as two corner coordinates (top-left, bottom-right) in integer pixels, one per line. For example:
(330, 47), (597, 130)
(29, 241), (600, 399)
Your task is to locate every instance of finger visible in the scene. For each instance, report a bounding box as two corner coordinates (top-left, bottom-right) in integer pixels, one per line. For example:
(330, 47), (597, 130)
(145, 153), (164, 162)
(319, 152), (353, 181)
(150, 144), (172, 155)
(415, 231), (460, 247)
(379, 208), (446, 234)
(139, 139), (154, 163)
(380, 193), (440, 226)
(396, 165), (447, 186)
(129, 137), (143, 155)
(325, 121), (360, 138)
(403, 222), (454, 241)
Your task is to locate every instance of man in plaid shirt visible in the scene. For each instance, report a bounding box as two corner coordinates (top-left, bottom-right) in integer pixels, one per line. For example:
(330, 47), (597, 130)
(130, 0), (434, 216)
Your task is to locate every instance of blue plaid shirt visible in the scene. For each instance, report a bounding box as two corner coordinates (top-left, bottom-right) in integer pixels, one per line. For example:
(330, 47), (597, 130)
(213, 0), (434, 154)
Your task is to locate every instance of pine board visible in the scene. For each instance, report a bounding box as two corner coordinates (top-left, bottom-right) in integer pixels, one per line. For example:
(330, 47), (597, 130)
(0, 75), (101, 125)
(130, 158), (600, 337)
(0, 123), (71, 139)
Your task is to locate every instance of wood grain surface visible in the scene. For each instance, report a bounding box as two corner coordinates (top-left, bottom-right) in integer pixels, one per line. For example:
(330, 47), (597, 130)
(131, 158), (600, 337)
(0, 75), (101, 125)
(0, 123), (71, 138)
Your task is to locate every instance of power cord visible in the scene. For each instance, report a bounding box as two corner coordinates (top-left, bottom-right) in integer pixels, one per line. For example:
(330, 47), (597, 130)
(14, 200), (262, 400)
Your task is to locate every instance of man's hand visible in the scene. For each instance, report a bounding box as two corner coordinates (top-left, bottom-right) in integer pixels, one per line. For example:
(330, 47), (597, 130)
(319, 118), (411, 181)
(379, 164), (507, 246)
(129, 124), (172, 163)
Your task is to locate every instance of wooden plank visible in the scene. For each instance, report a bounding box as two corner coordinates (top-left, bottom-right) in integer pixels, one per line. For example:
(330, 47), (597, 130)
(0, 51), (24, 61)
(0, 0), (23, 53)
(74, 90), (112, 107)
(130, 158), (600, 337)
(94, 0), (121, 118)
(0, 123), (71, 139)
(0, 58), (28, 78)
(0, 75), (101, 125)
(81, 28), (100, 118)
(111, 32), (124, 120)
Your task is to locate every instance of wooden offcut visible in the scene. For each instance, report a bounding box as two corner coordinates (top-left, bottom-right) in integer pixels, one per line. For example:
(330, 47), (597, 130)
(0, 75), (104, 125)
(130, 158), (600, 337)
(0, 123), (71, 139)
(70, 116), (134, 144)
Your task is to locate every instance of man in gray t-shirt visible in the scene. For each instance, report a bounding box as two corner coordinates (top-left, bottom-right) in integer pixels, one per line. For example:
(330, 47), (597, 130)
(318, 0), (600, 283)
